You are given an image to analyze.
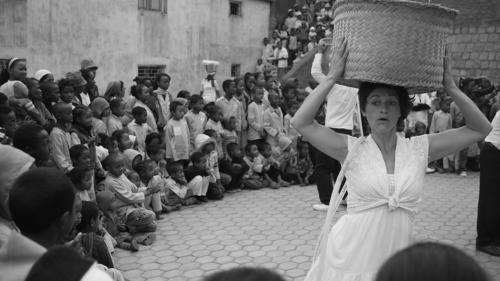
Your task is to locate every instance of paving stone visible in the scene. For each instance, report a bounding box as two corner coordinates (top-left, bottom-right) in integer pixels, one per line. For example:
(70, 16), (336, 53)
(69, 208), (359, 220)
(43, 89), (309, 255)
(115, 174), (500, 281)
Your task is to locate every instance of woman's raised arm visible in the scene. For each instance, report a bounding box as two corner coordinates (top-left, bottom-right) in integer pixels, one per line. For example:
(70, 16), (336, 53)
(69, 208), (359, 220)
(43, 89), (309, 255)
(291, 38), (351, 162)
(428, 51), (492, 161)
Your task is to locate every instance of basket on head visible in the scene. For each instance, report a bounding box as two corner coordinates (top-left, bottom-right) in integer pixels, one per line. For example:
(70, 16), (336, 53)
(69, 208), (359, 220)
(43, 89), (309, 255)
(202, 60), (219, 75)
(332, 0), (458, 93)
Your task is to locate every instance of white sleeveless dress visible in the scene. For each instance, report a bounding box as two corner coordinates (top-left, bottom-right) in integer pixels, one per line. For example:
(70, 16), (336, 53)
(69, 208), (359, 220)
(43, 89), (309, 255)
(304, 134), (429, 281)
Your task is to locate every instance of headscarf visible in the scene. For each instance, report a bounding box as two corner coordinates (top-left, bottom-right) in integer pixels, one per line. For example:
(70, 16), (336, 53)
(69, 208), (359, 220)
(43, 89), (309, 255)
(103, 81), (123, 101)
(65, 72), (87, 87)
(90, 97), (109, 118)
(0, 144), (35, 220)
(122, 149), (142, 171)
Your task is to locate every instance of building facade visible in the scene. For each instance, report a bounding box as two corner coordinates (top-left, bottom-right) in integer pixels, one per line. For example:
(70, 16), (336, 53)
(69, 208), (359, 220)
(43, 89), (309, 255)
(0, 0), (272, 94)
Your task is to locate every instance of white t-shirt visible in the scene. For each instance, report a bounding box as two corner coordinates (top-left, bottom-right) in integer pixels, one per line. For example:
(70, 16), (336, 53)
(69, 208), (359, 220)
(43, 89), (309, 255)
(485, 110), (500, 149)
(311, 53), (358, 130)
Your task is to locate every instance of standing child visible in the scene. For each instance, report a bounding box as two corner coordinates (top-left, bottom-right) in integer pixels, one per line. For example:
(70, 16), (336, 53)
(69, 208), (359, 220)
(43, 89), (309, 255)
(204, 103), (225, 157)
(164, 100), (190, 166)
(49, 103), (81, 172)
(185, 95), (207, 150)
(284, 101), (301, 148)
(216, 80), (245, 148)
(263, 90), (285, 147)
(135, 160), (164, 220)
(127, 107), (154, 155)
(430, 98), (454, 173)
(247, 88), (266, 147)
(107, 98), (125, 135)
(221, 117), (239, 157)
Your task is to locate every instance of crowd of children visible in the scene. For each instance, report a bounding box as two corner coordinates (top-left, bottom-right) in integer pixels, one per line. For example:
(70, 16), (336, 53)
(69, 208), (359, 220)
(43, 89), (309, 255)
(0, 52), (316, 278)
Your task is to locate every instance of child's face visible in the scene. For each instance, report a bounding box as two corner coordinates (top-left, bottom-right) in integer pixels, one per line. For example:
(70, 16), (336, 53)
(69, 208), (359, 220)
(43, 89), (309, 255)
(269, 93), (280, 108)
(141, 162), (157, 181)
(172, 105), (185, 120)
(34, 129), (51, 162)
(172, 168), (185, 181)
(253, 89), (264, 103)
(261, 145), (272, 158)
(72, 196), (82, 229)
(57, 106), (73, 124)
(118, 133), (133, 150)
(229, 147), (242, 159)
(255, 74), (265, 87)
(193, 100), (204, 112)
(194, 156), (208, 170)
(135, 111), (148, 125)
(150, 151), (163, 163)
(211, 108), (223, 122)
(127, 172), (141, 187)
(158, 76), (170, 90)
(77, 171), (93, 191)
(60, 86), (75, 103)
(75, 149), (92, 167)
(108, 156), (126, 177)
(149, 137), (162, 147)
(441, 101), (451, 113)
(299, 144), (309, 156)
(415, 124), (426, 135)
(0, 111), (17, 137)
(236, 80), (245, 95)
(202, 143), (215, 154)
(112, 102), (125, 117)
(106, 140), (119, 154)
(288, 105), (299, 116)
(248, 145), (259, 158)
(225, 82), (237, 97)
(28, 80), (43, 101)
(143, 80), (153, 93)
(76, 109), (93, 128)
(132, 155), (143, 170)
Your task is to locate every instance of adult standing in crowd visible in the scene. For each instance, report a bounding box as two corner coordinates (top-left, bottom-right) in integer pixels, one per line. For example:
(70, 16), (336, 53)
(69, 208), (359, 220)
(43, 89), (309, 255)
(309, 42), (358, 211)
(80, 58), (99, 101)
(476, 109), (500, 256)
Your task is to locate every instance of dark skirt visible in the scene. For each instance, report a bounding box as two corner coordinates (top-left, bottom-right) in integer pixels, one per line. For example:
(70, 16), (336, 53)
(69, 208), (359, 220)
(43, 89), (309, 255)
(476, 142), (500, 246)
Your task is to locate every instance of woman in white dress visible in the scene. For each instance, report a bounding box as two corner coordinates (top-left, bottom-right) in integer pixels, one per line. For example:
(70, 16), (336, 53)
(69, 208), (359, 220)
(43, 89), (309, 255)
(291, 38), (492, 281)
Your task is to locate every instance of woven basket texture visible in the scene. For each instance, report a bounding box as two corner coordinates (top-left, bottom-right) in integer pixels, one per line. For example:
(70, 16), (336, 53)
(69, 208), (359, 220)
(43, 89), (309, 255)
(332, 0), (458, 93)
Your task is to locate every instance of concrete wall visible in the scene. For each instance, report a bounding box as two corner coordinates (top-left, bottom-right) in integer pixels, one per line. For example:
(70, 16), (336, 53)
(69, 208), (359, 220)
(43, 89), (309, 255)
(138, 0), (271, 94)
(26, 0), (139, 91)
(0, 0), (28, 60)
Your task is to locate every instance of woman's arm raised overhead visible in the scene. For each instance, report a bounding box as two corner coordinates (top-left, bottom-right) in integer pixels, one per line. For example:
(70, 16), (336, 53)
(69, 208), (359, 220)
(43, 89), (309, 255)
(428, 50), (492, 162)
(291, 38), (351, 163)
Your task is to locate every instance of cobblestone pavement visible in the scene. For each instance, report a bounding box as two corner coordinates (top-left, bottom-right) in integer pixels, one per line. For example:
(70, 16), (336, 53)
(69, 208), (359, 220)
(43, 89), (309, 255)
(115, 172), (500, 281)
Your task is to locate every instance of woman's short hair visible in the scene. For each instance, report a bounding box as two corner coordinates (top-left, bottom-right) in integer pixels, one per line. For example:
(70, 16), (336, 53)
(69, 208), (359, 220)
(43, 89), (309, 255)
(375, 242), (490, 281)
(357, 82), (413, 121)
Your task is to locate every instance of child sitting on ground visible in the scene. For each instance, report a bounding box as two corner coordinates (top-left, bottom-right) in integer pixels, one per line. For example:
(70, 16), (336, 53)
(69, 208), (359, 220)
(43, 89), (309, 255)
(146, 143), (169, 178)
(76, 201), (115, 268)
(164, 161), (204, 206)
(184, 152), (215, 201)
(96, 190), (140, 252)
(67, 165), (94, 202)
(185, 94), (207, 150)
(204, 103), (225, 158)
(294, 141), (314, 186)
(220, 142), (256, 191)
(258, 142), (290, 188)
(165, 100), (190, 167)
(242, 143), (269, 189)
(127, 107), (154, 155)
(195, 133), (230, 193)
(135, 160), (164, 220)
(103, 153), (158, 236)
(274, 136), (298, 184)
(221, 117), (239, 157)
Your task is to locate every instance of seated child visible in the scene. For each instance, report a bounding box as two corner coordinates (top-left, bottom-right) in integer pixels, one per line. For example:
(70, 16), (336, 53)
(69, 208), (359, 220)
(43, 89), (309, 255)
(274, 136), (298, 184)
(103, 153), (158, 235)
(146, 143), (168, 179)
(164, 161), (204, 206)
(242, 143), (269, 189)
(185, 151), (221, 201)
(127, 107), (154, 154)
(96, 190), (140, 252)
(294, 141), (314, 186)
(134, 160), (164, 220)
(195, 133), (231, 192)
(76, 201), (115, 268)
(221, 117), (239, 158)
(67, 165), (94, 202)
(220, 142), (253, 191)
(258, 142), (290, 188)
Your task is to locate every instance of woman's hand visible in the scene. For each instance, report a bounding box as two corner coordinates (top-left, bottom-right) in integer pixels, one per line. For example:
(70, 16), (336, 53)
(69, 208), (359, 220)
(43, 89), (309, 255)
(443, 47), (457, 90)
(327, 37), (348, 81)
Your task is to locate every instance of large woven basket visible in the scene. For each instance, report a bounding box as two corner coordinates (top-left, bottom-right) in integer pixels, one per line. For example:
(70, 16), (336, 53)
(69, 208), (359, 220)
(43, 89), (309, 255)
(332, 0), (458, 93)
